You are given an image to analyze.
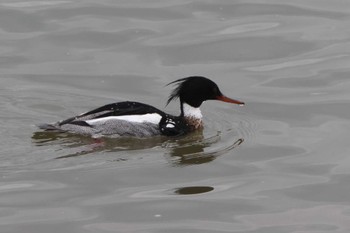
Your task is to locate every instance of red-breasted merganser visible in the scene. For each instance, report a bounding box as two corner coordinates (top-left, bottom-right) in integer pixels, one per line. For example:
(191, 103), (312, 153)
(38, 76), (244, 137)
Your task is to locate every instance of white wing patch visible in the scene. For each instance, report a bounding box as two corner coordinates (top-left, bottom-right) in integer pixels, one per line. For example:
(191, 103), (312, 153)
(164, 118), (176, 128)
(86, 113), (162, 125)
(166, 123), (175, 128)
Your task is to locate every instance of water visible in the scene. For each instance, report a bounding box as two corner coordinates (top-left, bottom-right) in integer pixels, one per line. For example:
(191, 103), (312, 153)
(1, 0), (350, 232)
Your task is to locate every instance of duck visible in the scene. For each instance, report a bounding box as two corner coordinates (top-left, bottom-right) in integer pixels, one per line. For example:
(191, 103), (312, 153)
(38, 76), (244, 137)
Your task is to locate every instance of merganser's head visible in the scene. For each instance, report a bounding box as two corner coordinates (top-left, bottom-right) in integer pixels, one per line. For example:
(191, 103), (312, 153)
(166, 76), (244, 130)
(166, 76), (244, 108)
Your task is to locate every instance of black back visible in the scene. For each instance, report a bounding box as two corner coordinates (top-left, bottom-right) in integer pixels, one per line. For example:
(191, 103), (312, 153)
(58, 101), (166, 126)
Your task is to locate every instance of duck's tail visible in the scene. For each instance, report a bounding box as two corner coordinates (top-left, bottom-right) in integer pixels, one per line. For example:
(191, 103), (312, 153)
(37, 123), (61, 131)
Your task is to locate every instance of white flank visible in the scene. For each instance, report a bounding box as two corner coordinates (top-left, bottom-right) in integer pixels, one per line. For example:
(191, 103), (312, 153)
(86, 113), (162, 125)
(183, 103), (202, 119)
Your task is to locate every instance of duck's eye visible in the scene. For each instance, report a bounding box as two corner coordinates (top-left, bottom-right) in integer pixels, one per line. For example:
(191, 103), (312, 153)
(212, 87), (219, 95)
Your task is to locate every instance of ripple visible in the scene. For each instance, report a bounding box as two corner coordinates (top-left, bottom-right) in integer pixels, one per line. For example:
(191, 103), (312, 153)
(207, 108), (258, 144)
(262, 70), (350, 89)
(0, 207), (95, 225)
(44, 29), (157, 48)
(214, 22), (280, 35)
(235, 205), (350, 232)
(162, 108), (252, 166)
(0, 181), (65, 193)
(29, 104), (253, 170)
(84, 220), (245, 233)
(155, 37), (317, 65)
(245, 55), (348, 72)
(1, 1), (70, 8)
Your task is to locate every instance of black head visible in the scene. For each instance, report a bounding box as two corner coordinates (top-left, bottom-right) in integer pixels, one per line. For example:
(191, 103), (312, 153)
(166, 76), (244, 108)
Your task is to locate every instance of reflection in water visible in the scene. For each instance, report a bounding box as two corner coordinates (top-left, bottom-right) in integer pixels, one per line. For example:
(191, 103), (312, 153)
(173, 186), (214, 195)
(32, 130), (169, 159)
(32, 129), (244, 165)
(165, 130), (244, 166)
(32, 131), (92, 145)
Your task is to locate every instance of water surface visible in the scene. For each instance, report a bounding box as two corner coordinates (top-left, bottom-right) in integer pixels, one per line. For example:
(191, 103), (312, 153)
(1, 1), (350, 232)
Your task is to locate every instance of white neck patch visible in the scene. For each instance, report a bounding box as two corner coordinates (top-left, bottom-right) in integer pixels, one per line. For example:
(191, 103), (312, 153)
(183, 103), (202, 119)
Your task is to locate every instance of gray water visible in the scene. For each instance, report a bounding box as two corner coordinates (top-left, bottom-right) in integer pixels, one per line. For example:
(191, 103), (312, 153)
(1, 1), (350, 232)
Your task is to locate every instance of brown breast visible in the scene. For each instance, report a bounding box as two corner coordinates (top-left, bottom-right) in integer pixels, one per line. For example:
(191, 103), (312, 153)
(185, 117), (203, 131)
